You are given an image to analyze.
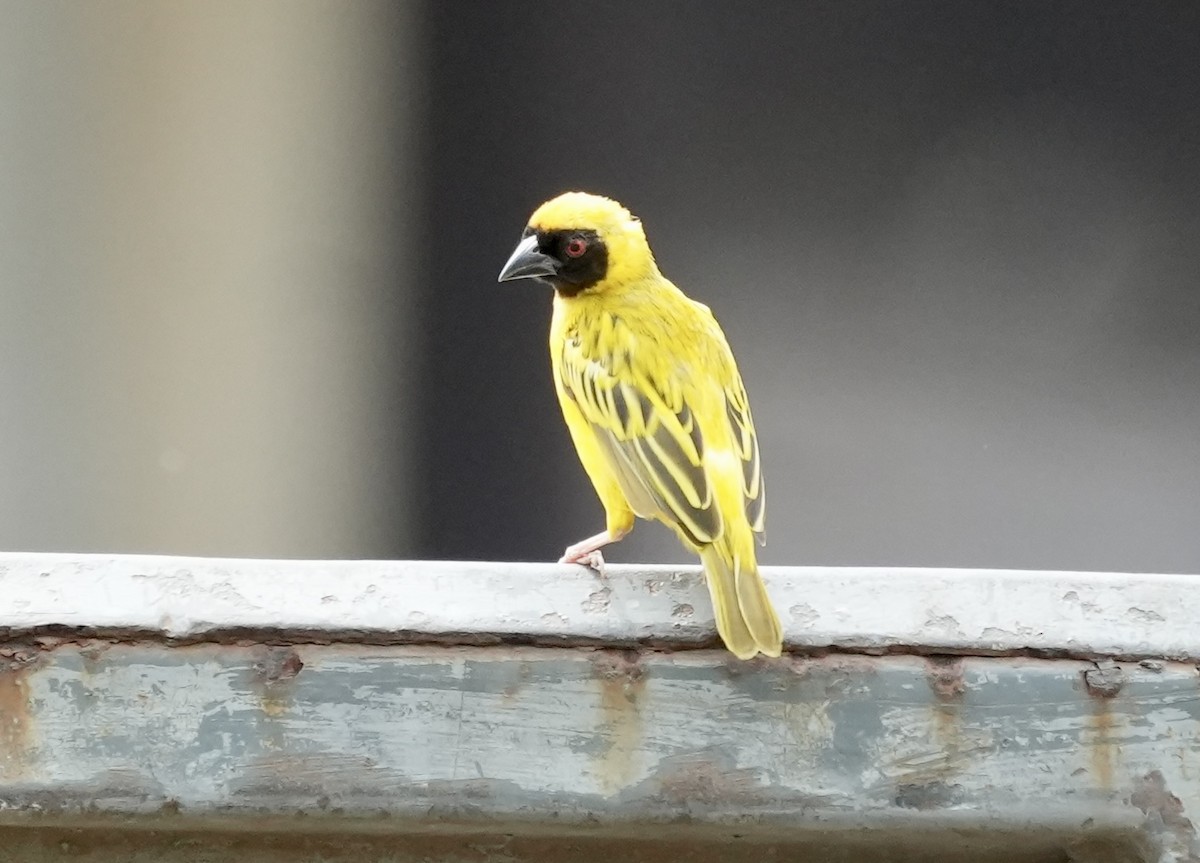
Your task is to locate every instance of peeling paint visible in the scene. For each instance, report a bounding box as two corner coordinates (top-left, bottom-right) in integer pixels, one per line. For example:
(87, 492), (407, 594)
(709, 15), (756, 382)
(1128, 607), (1167, 624)
(923, 614), (965, 639)
(788, 603), (818, 627)
(671, 603), (694, 620)
(1131, 769), (1197, 861)
(250, 646), (304, 719)
(580, 586), (612, 615)
(0, 640), (1197, 860)
(648, 749), (767, 807)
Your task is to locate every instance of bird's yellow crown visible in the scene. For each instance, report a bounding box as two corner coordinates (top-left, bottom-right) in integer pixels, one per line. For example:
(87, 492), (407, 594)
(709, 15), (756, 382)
(529, 192), (658, 288)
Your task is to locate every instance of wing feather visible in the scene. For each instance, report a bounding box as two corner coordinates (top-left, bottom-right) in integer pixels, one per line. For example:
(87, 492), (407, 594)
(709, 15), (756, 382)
(558, 308), (764, 548)
(725, 378), (766, 542)
(559, 319), (721, 546)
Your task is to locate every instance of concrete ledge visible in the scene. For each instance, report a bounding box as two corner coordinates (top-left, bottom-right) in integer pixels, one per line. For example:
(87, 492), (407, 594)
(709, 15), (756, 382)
(0, 553), (1197, 659)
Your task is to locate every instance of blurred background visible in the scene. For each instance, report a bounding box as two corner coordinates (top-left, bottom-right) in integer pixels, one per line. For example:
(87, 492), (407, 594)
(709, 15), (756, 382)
(2, 1), (1198, 573)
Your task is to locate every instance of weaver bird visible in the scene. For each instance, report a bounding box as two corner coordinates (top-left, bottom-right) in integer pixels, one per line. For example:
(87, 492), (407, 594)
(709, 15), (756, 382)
(497, 192), (783, 659)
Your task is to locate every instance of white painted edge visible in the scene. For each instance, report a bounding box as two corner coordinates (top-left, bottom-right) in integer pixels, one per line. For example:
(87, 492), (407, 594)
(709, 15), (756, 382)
(0, 553), (1196, 659)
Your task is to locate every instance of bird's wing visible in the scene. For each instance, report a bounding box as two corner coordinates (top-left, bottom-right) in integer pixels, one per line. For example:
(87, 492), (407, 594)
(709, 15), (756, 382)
(686, 298), (766, 544)
(725, 373), (766, 544)
(563, 361), (722, 546)
(558, 312), (767, 548)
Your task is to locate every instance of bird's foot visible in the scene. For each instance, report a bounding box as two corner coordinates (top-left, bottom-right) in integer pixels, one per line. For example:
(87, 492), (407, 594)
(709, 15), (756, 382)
(559, 545), (607, 580)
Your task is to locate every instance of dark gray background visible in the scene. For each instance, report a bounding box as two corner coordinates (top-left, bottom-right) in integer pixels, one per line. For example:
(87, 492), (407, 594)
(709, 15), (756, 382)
(2, 2), (1197, 573)
(418, 1), (1200, 572)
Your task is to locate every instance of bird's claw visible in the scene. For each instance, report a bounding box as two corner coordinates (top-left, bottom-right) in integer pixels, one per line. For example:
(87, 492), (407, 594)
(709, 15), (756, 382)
(559, 547), (607, 579)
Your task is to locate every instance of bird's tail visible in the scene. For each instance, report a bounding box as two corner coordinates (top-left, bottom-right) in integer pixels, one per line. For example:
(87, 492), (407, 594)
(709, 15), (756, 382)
(699, 541), (783, 659)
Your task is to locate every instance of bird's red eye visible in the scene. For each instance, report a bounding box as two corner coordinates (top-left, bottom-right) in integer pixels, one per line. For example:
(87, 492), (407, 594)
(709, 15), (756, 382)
(565, 237), (587, 258)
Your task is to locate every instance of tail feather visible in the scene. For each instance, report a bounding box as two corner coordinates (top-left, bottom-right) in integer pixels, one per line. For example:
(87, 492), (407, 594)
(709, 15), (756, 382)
(700, 545), (783, 659)
(735, 557), (783, 656)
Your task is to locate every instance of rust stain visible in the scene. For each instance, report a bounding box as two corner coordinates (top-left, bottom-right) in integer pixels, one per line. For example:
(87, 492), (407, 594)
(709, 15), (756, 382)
(926, 656), (965, 763)
(0, 648), (41, 780)
(251, 646), (304, 719)
(927, 656), (966, 700)
(1085, 695), (1119, 790)
(932, 701), (962, 760)
(1081, 661), (1127, 791)
(591, 650), (647, 794)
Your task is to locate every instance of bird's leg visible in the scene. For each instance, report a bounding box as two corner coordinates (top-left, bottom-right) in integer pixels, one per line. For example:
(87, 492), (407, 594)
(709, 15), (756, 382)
(559, 529), (626, 576)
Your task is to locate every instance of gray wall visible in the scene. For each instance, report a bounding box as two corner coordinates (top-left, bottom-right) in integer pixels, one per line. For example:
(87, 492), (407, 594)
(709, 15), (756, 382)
(0, 1), (420, 557)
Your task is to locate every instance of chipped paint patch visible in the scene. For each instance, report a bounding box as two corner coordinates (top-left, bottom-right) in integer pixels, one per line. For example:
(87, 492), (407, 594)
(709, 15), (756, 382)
(251, 646), (304, 719)
(0, 640), (1196, 859)
(650, 749), (767, 807)
(580, 586), (612, 615)
(671, 603), (694, 620)
(1131, 769), (1197, 860)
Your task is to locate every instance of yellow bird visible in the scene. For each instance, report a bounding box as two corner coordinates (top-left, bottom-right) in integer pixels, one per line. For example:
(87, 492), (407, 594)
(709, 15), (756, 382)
(497, 192), (782, 660)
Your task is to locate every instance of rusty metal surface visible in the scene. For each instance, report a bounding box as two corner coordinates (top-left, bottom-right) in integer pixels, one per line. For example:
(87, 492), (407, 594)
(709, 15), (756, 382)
(0, 640), (1196, 862)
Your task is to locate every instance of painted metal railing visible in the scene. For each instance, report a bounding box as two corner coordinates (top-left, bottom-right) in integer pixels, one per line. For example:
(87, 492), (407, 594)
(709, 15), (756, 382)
(0, 554), (1196, 862)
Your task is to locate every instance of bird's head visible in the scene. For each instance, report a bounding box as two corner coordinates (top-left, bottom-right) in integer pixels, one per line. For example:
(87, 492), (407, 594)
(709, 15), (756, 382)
(497, 192), (657, 296)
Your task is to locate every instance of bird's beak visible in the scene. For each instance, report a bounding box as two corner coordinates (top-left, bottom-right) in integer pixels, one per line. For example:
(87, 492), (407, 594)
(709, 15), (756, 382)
(498, 234), (557, 283)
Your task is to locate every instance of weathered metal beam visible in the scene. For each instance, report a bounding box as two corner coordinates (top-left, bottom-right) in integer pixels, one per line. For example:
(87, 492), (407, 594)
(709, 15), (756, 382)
(0, 554), (1197, 862)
